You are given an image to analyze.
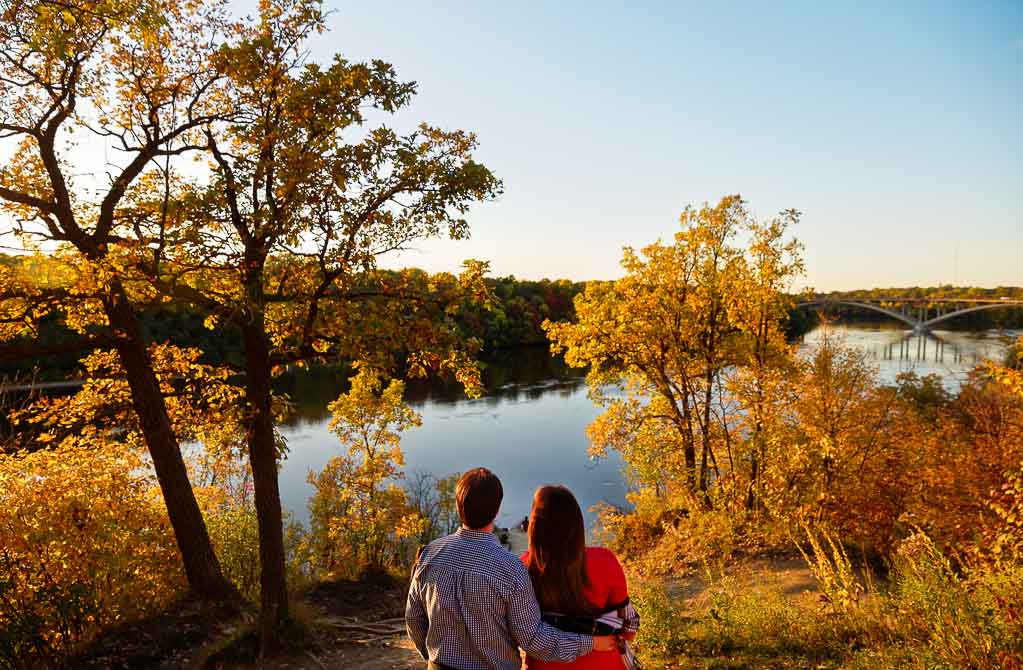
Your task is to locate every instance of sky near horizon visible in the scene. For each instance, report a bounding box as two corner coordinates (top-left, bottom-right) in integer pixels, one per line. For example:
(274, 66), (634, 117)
(304, 1), (1021, 291)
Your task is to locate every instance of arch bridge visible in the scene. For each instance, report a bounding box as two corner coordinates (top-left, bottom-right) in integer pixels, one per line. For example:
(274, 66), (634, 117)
(796, 298), (1023, 334)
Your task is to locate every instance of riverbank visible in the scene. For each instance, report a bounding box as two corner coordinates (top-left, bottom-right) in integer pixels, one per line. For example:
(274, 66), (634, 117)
(5, 329), (1020, 669)
(72, 544), (1022, 670)
(67, 552), (820, 670)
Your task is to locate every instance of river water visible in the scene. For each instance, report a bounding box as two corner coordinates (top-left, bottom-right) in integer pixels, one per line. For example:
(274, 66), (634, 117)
(800, 323), (1014, 388)
(276, 348), (616, 531)
(276, 324), (1014, 531)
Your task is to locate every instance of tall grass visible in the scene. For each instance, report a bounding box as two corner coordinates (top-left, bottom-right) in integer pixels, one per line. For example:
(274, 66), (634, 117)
(795, 522), (864, 614)
(631, 532), (1022, 670)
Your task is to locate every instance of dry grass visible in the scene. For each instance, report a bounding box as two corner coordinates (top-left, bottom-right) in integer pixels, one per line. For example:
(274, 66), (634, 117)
(631, 535), (1023, 670)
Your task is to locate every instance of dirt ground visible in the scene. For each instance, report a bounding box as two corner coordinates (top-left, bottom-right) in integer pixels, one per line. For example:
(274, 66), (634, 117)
(296, 579), (423, 670)
(304, 638), (422, 670)
(72, 578), (424, 670)
(72, 554), (821, 669)
(670, 554), (819, 604)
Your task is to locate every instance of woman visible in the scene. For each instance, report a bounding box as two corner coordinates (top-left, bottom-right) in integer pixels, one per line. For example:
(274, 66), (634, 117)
(520, 485), (641, 670)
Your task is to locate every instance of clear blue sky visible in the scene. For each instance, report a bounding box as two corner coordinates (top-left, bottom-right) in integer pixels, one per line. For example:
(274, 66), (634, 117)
(307, 1), (1021, 290)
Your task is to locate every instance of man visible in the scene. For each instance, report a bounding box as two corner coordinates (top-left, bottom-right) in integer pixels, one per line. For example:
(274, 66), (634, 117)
(406, 467), (616, 670)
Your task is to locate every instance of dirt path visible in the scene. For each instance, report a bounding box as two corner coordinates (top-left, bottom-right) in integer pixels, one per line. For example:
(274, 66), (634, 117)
(670, 554), (818, 604)
(297, 580), (423, 670)
(310, 637), (422, 669)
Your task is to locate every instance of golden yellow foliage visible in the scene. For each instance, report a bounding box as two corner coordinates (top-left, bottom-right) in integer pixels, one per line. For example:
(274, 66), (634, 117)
(0, 444), (185, 664)
(304, 367), (424, 576)
(546, 195), (803, 512)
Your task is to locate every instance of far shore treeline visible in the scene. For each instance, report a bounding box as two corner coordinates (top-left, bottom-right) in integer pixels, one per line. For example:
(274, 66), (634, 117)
(3, 252), (1021, 384)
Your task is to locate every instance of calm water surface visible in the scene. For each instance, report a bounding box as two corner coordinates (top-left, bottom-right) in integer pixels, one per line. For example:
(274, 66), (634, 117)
(801, 323), (1014, 388)
(276, 349), (624, 532)
(277, 325), (1013, 530)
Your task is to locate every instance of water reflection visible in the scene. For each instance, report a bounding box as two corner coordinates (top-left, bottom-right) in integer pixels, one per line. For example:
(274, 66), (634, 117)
(276, 348), (587, 427)
(801, 323), (1012, 389)
(276, 327), (1011, 532)
(275, 348), (613, 532)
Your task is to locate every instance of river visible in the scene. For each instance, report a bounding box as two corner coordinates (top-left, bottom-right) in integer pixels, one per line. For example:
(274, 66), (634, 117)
(800, 323), (1015, 387)
(275, 324), (1013, 531)
(275, 347), (617, 531)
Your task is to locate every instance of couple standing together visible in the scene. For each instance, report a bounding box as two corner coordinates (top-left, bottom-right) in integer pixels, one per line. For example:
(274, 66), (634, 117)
(405, 468), (641, 670)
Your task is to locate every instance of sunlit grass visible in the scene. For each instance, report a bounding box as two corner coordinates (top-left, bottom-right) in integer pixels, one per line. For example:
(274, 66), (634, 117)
(630, 536), (1023, 670)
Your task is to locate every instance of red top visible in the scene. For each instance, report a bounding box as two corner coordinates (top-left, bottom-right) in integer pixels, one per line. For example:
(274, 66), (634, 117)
(519, 546), (633, 670)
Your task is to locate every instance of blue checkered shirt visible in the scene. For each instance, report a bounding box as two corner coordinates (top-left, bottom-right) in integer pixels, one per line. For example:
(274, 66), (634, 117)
(406, 528), (593, 670)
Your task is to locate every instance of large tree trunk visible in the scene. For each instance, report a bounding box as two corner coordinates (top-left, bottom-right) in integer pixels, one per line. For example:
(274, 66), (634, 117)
(241, 270), (290, 656)
(104, 286), (238, 604)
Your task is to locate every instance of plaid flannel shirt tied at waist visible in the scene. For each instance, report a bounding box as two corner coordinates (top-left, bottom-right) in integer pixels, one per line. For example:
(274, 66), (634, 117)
(542, 602), (642, 670)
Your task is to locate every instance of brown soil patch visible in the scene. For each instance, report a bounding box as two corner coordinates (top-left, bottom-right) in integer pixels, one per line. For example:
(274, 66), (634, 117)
(667, 552), (819, 607)
(70, 597), (240, 670)
(305, 577), (408, 620)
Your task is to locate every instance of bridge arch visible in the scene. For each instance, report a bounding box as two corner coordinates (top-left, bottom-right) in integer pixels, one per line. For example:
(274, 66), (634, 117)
(797, 300), (919, 329)
(921, 302), (1023, 330)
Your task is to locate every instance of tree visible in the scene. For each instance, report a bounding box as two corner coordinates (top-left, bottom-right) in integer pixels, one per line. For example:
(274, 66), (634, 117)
(131, 0), (499, 649)
(0, 0), (237, 602)
(405, 470), (462, 545)
(547, 196), (796, 508)
(909, 367), (1023, 558)
(726, 212), (804, 512)
(306, 367), (423, 575)
(776, 333), (918, 553)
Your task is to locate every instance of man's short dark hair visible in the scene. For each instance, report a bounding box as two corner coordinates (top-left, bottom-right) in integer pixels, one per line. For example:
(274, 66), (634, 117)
(456, 468), (503, 530)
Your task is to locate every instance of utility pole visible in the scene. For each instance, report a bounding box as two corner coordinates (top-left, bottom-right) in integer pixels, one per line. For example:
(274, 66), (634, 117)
(953, 241), (959, 286)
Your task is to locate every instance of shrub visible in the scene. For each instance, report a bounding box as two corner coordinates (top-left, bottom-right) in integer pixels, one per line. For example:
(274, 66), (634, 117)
(593, 497), (669, 567)
(203, 506), (261, 603)
(405, 470), (462, 545)
(884, 533), (1023, 670)
(795, 522), (864, 614)
(976, 460), (1023, 567)
(630, 579), (691, 664)
(303, 368), (425, 578)
(631, 573), (859, 669)
(204, 502), (309, 604)
(628, 530), (1022, 669)
(0, 445), (185, 668)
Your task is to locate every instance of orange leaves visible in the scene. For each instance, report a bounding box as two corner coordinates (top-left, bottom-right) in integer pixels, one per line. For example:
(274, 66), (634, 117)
(0, 443), (186, 662)
(990, 337), (1023, 399)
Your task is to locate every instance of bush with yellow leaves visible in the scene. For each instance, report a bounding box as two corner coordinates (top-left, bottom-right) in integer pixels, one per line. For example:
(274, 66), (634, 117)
(304, 367), (426, 578)
(0, 444), (185, 668)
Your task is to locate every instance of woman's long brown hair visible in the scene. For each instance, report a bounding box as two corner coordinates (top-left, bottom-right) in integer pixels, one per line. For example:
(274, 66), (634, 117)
(526, 485), (591, 615)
